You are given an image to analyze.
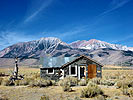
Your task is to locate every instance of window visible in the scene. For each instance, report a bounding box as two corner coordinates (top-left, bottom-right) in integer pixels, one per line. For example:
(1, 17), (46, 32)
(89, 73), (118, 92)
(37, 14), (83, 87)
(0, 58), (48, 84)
(71, 66), (76, 75)
(47, 68), (54, 74)
(69, 65), (77, 76)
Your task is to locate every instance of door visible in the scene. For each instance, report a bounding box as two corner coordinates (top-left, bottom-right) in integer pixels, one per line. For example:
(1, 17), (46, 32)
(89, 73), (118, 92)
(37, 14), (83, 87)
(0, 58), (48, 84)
(88, 64), (96, 79)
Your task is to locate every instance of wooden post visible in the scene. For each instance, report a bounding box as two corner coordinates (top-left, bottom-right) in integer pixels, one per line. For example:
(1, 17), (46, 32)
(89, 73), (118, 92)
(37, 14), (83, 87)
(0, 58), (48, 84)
(14, 57), (18, 79)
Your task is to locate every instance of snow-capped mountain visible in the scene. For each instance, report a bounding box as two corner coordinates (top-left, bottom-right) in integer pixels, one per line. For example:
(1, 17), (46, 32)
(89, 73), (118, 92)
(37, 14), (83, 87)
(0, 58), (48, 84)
(0, 37), (71, 58)
(70, 39), (130, 51)
(129, 47), (133, 51)
(0, 37), (133, 66)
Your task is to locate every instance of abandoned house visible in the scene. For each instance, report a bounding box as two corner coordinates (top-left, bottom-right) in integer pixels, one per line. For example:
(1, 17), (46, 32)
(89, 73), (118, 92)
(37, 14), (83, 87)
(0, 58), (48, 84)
(40, 55), (103, 80)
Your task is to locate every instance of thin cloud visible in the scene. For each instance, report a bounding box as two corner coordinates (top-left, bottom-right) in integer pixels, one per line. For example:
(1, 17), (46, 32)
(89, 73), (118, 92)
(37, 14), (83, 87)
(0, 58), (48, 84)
(99, 0), (130, 16)
(0, 31), (39, 50)
(41, 25), (90, 40)
(112, 35), (133, 44)
(24, 0), (53, 23)
(56, 0), (131, 39)
(58, 27), (87, 39)
(77, 0), (131, 36)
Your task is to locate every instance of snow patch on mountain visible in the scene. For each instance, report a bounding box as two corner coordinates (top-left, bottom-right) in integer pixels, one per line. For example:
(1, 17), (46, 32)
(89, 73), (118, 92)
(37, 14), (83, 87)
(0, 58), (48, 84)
(70, 39), (131, 51)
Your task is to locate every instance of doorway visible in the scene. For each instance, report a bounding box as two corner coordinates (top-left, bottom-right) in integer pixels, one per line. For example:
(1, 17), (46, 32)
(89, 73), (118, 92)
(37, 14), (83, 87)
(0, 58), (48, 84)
(79, 65), (86, 80)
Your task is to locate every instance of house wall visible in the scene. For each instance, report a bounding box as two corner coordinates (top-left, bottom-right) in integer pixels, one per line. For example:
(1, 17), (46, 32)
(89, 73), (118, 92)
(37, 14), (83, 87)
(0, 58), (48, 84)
(40, 68), (61, 80)
(63, 57), (102, 78)
(96, 65), (102, 78)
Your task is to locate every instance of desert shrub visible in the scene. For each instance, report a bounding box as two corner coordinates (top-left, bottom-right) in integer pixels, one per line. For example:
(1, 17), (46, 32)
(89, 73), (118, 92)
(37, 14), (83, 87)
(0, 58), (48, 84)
(100, 80), (115, 86)
(80, 82), (104, 98)
(13, 78), (34, 86)
(67, 97), (81, 100)
(121, 88), (129, 95)
(51, 80), (56, 86)
(62, 84), (72, 92)
(121, 88), (133, 97)
(58, 77), (78, 86)
(78, 80), (86, 86)
(110, 76), (118, 79)
(67, 98), (73, 100)
(0, 72), (6, 77)
(14, 80), (20, 86)
(90, 78), (101, 85)
(0, 78), (3, 85)
(74, 96), (81, 100)
(40, 95), (49, 100)
(19, 78), (31, 85)
(1, 78), (11, 86)
(129, 81), (133, 88)
(90, 78), (115, 86)
(14, 78), (39, 87)
(66, 77), (78, 86)
(80, 87), (89, 98)
(115, 80), (130, 89)
(59, 79), (72, 92)
(128, 88), (133, 97)
(86, 78), (90, 83)
(0, 95), (9, 100)
(93, 95), (105, 100)
(17, 78), (52, 87)
(32, 72), (40, 79)
(32, 79), (40, 87)
(115, 81), (122, 89)
(39, 79), (52, 87)
(28, 79), (37, 87)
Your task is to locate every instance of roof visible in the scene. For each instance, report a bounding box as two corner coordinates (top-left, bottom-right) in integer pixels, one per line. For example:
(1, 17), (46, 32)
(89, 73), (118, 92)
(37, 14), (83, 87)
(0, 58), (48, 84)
(61, 55), (103, 68)
(41, 57), (76, 68)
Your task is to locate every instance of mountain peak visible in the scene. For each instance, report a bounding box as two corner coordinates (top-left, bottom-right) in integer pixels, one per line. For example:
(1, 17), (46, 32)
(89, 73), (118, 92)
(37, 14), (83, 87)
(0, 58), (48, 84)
(38, 37), (62, 45)
(40, 37), (60, 40)
(88, 39), (102, 44)
(39, 37), (61, 42)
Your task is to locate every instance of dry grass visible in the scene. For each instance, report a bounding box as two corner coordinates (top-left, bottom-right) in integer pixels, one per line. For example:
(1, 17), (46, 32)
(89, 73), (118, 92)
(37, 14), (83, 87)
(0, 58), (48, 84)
(0, 66), (133, 100)
(0, 67), (40, 76)
(103, 65), (130, 68)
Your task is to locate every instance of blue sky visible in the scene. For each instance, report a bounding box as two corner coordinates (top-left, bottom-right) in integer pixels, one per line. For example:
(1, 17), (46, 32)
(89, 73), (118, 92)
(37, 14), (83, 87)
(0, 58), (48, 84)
(0, 0), (133, 50)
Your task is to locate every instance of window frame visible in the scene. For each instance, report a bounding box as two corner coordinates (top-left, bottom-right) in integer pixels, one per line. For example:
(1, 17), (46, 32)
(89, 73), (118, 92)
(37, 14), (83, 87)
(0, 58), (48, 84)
(69, 65), (77, 76)
(47, 68), (54, 74)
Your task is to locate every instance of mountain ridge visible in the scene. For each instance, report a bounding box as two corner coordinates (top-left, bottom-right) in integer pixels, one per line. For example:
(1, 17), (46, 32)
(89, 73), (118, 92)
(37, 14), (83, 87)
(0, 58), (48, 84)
(0, 37), (133, 66)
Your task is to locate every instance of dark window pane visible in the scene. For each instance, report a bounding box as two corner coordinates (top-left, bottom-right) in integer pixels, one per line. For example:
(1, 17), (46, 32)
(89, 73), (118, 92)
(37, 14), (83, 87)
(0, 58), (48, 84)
(48, 68), (53, 73)
(71, 67), (75, 74)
